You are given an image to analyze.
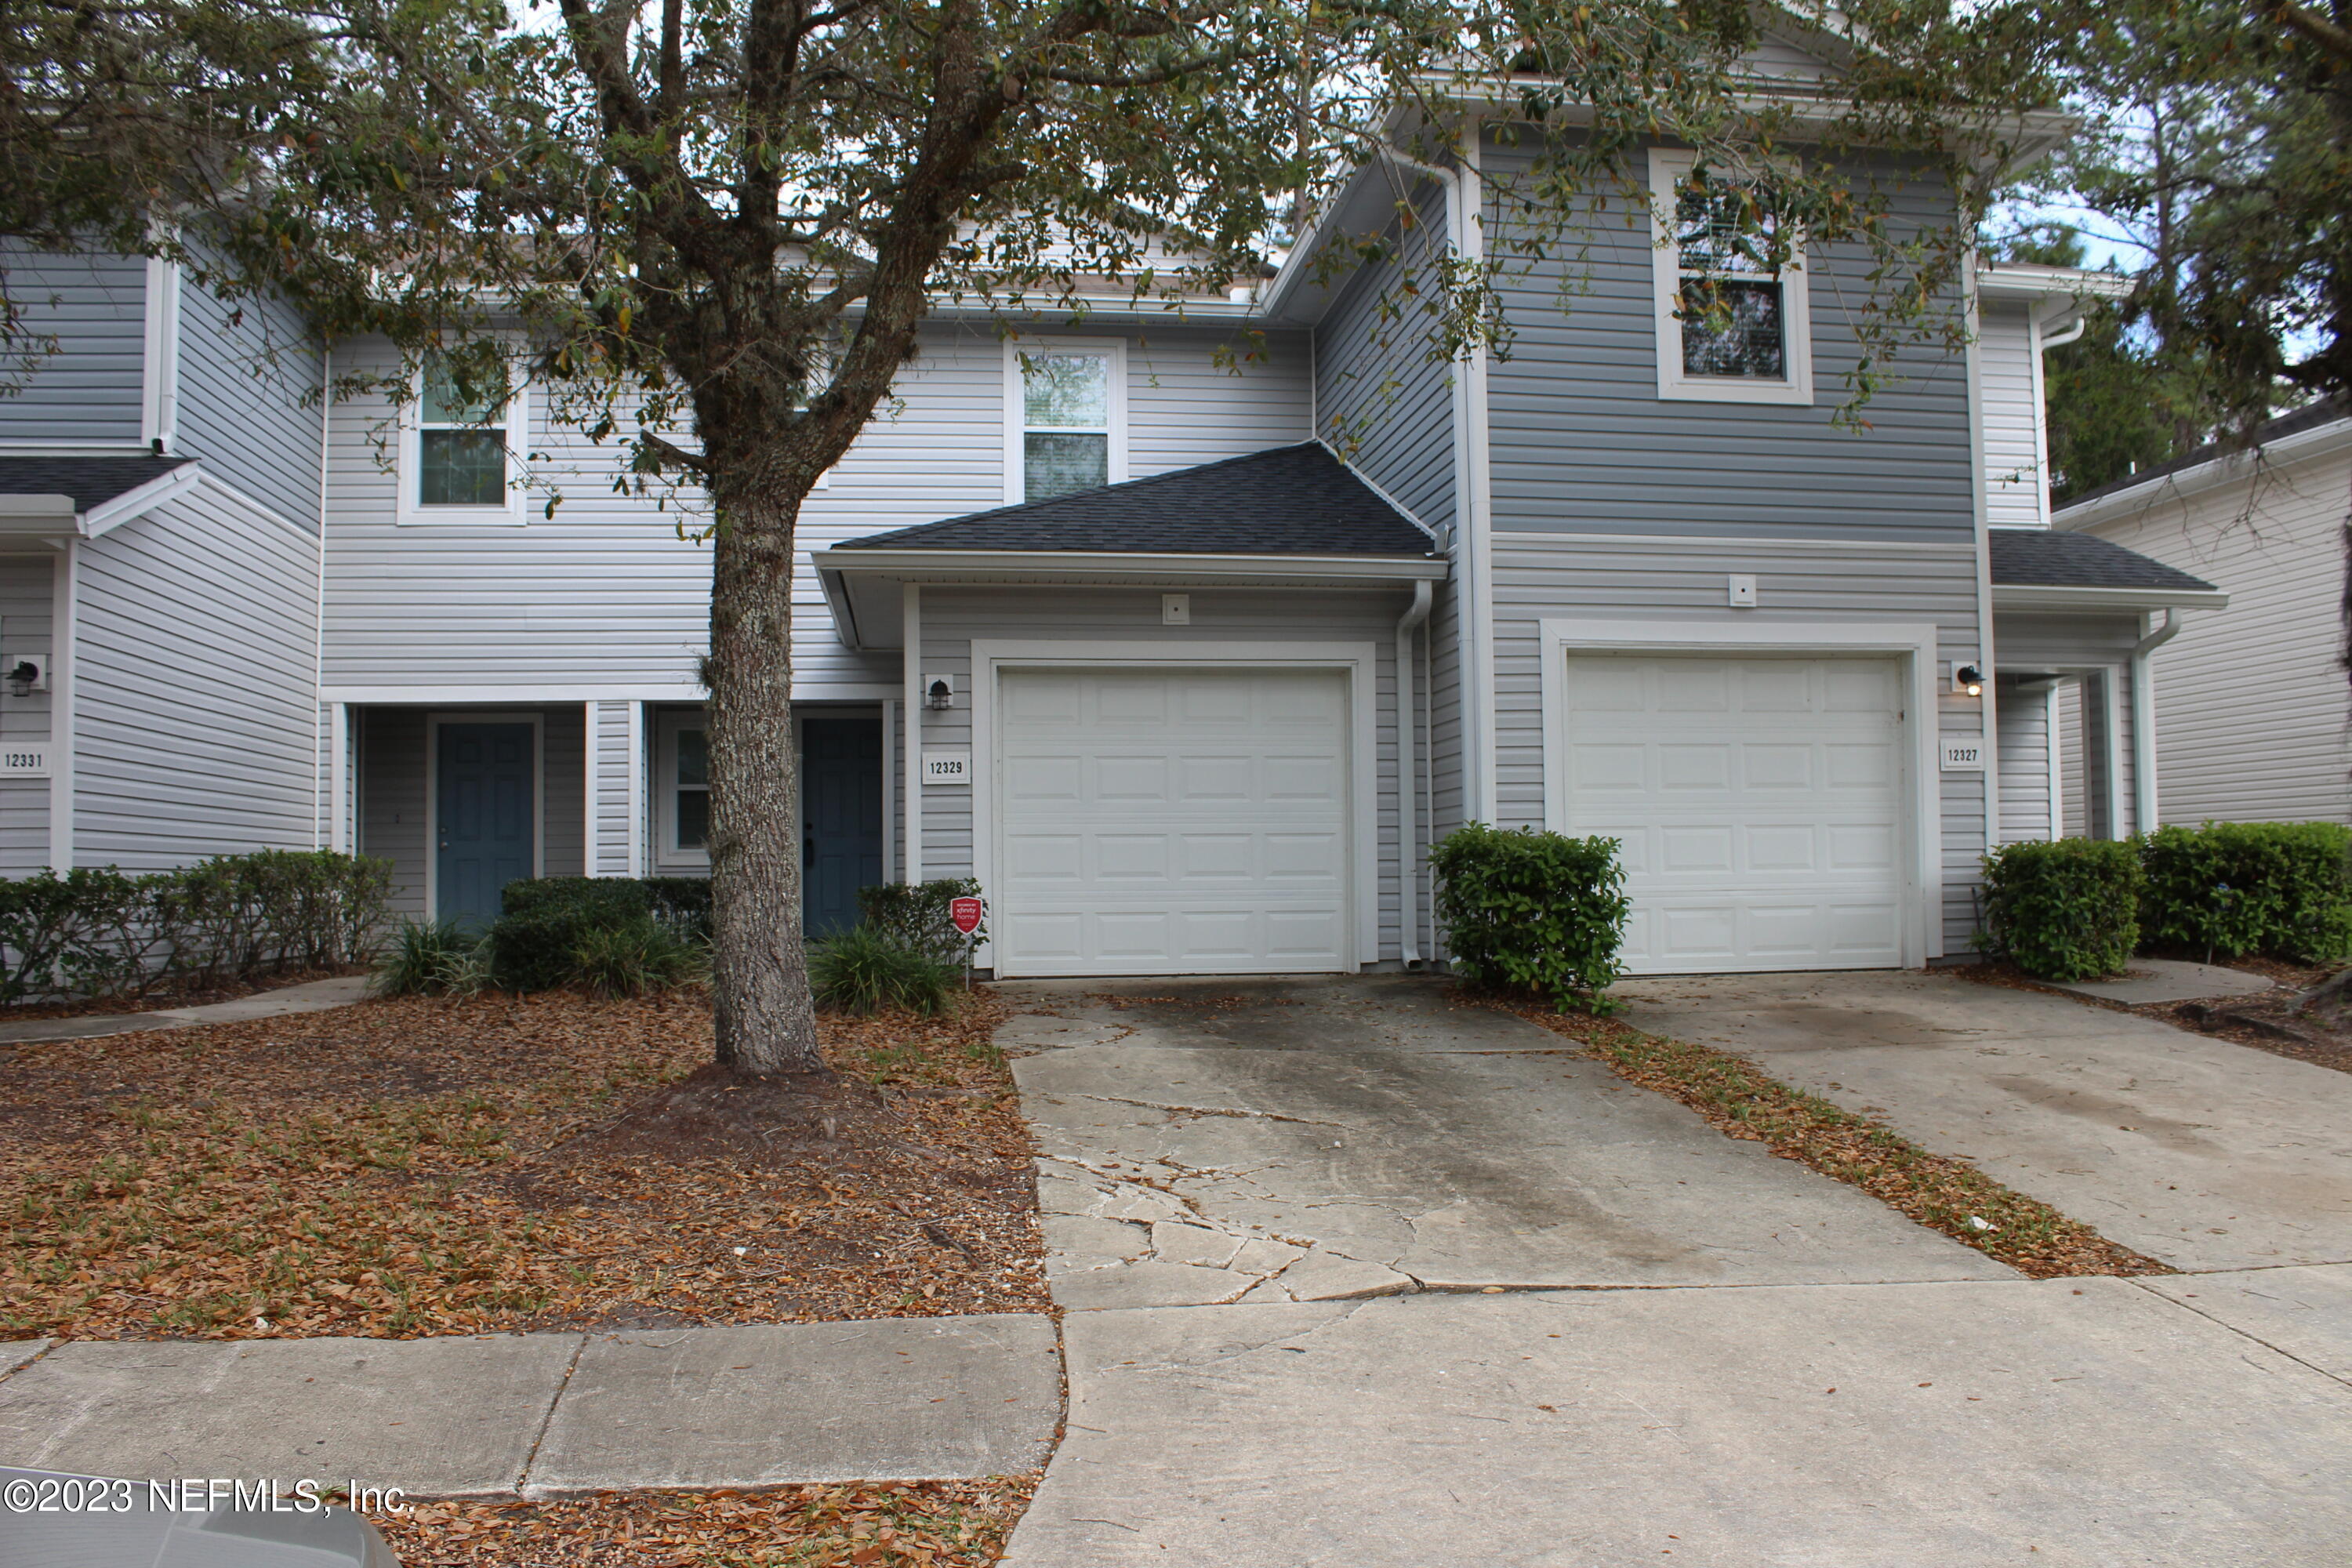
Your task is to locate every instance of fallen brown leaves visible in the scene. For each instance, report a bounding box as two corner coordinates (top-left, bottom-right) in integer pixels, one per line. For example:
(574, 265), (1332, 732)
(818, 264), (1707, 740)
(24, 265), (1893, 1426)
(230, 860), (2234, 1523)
(1, 989), (1048, 1340)
(375, 1477), (1039, 1567)
(1512, 1003), (2172, 1279)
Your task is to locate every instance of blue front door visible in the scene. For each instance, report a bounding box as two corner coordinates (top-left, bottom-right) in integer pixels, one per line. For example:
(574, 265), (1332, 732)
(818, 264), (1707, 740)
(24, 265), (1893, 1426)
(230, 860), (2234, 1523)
(437, 722), (534, 928)
(802, 717), (884, 939)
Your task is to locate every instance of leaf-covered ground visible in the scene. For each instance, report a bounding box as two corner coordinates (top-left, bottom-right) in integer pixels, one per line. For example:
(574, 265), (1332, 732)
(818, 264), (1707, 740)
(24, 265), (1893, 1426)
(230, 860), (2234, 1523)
(1512, 1002), (2172, 1279)
(0, 989), (1048, 1339)
(375, 1479), (1040, 1568)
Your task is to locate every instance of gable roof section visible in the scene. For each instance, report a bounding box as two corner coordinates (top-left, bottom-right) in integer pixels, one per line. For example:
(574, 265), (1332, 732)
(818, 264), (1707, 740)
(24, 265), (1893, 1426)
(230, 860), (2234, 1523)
(1987, 527), (2225, 610)
(0, 454), (202, 541)
(0, 455), (194, 513)
(834, 442), (1436, 557)
(2055, 399), (2352, 524)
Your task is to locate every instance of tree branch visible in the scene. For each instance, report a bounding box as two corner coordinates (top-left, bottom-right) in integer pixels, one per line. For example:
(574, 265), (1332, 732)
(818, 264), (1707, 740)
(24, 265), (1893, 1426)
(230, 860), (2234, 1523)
(2272, 1), (2352, 62)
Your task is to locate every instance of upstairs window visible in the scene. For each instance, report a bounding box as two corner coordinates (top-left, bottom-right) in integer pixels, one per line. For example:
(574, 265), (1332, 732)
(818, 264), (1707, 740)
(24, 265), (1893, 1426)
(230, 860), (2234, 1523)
(1007, 341), (1126, 503)
(401, 354), (531, 524)
(1648, 149), (1813, 406)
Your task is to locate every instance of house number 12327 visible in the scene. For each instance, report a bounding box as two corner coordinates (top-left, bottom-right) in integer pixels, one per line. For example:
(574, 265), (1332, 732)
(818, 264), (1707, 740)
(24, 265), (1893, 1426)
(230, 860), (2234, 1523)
(1940, 740), (1985, 773)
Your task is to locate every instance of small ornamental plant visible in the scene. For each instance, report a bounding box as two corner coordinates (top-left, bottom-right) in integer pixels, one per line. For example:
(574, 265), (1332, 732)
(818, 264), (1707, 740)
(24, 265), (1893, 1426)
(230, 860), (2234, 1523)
(1429, 824), (1631, 1012)
(1977, 838), (2143, 981)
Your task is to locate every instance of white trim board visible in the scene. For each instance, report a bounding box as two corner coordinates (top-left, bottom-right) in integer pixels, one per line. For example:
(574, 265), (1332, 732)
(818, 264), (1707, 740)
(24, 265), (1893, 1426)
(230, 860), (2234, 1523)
(323, 683), (902, 706)
(1646, 147), (1816, 408)
(967, 638), (1382, 976)
(1535, 618), (1945, 967)
(421, 710), (546, 920)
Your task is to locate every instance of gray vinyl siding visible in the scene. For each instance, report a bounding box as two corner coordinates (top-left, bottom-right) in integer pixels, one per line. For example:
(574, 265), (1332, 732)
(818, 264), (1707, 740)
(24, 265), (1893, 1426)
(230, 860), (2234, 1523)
(0, 248), (148, 446)
(1994, 677), (2054, 844)
(1980, 303), (2045, 529)
(1490, 532), (1991, 954)
(1479, 136), (1975, 543)
(1996, 611), (2144, 839)
(172, 263), (325, 528)
(321, 318), (1307, 699)
(590, 699), (640, 877)
(2079, 438), (2352, 826)
(1312, 182), (1458, 532)
(358, 704), (586, 918)
(74, 484), (321, 869)
(0, 556), (53, 874)
(909, 586), (1411, 963)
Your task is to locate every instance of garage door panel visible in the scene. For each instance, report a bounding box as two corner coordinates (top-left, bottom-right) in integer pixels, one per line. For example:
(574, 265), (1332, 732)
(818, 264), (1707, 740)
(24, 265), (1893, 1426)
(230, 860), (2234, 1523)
(1561, 653), (1907, 975)
(996, 666), (1351, 976)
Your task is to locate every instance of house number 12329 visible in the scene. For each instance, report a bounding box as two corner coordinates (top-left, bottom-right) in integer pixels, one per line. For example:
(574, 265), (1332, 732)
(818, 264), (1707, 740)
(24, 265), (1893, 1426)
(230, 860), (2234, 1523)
(921, 750), (971, 784)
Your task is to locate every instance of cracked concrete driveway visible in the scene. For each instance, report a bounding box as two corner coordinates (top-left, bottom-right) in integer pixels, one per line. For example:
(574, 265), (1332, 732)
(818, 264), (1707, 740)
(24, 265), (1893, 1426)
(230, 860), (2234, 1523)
(994, 975), (2352, 1566)
(1002, 975), (2008, 1304)
(1617, 969), (2352, 1271)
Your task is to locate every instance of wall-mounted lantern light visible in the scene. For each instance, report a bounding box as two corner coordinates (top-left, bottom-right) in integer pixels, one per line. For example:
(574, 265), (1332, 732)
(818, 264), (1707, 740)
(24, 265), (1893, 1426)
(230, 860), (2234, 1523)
(1953, 664), (1984, 698)
(926, 676), (954, 711)
(4, 659), (43, 698)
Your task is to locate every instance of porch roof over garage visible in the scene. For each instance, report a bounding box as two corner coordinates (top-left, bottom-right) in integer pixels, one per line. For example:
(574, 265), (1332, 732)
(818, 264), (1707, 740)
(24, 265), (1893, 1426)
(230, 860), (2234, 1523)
(811, 442), (1448, 650)
(1987, 528), (2228, 612)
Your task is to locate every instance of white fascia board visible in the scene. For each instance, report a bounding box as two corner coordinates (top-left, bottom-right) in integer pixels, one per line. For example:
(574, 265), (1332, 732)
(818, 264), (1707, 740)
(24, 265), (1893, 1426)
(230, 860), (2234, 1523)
(1991, 583), (2230, 613)
(812, 547), (1448, 583)
(2052, 416), (2352, 532)
(1976, 263), (2133, 303)
(0, 495), (77, 543)
(78, 462), (203, 538)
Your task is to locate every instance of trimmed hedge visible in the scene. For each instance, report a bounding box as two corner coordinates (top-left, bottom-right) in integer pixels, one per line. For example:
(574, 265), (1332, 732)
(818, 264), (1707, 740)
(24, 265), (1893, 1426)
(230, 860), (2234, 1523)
(0, 850), (393, 1004)
(489, 877), (711, 993)
(1429, 824), (1629, 1011)
(2137, 821), (2352, 964)
(855, 877), (985, 960)
(1978, 838), (2143, 981)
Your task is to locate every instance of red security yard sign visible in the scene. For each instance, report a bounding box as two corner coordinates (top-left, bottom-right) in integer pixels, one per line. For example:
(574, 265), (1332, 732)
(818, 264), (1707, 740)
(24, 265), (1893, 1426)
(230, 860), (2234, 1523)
(949, 897), (984, 937)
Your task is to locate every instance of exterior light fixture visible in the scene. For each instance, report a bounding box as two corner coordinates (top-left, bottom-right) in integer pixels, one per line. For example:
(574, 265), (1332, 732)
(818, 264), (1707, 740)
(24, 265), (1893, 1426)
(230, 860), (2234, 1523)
(4, 661), (38, 698)
(926, 677), (954, 711)
(1954, 664), (1984, 698)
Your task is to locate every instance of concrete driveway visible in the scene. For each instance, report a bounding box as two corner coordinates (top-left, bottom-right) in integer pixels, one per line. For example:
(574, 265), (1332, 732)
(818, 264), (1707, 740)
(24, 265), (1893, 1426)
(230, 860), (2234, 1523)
(995, 975), (2352, 1567)
(1617, 968), (2352, 1271)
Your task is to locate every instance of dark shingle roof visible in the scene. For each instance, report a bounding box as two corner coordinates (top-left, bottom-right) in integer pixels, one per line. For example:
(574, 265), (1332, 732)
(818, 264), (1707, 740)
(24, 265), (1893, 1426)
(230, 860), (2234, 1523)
(0, 455), (192, 512)
(2058, 397), (2350, 513)
(1988, 528), (2218, 593)
(836, 442), (1434, 556)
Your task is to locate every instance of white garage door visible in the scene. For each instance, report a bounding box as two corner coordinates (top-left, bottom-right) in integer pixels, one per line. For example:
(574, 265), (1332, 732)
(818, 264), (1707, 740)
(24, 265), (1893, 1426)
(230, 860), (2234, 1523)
(1558, 654), (1907, 974)
(994, 666), (1352, 977)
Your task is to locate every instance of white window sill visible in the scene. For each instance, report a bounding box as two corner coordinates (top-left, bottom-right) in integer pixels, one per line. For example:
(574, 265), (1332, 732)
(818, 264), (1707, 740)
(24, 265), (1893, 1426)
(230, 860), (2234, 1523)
(395, 508), (530, 527)
(1657, 375), (1816, 407)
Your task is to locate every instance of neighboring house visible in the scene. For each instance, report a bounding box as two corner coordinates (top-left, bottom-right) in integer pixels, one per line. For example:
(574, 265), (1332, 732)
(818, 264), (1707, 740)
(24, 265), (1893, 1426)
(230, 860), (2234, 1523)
(0, 41), (2231, 977)
(2054, 402), (2350, 827)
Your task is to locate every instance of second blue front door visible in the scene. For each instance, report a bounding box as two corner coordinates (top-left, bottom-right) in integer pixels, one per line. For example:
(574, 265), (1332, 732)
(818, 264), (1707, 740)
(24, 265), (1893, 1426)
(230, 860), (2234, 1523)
(437, 721), (534, 928)
(801, 716), (884, 938)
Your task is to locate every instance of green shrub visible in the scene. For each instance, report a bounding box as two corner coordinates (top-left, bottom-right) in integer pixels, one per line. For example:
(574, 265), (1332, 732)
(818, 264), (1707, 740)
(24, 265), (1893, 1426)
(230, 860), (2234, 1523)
(2136, 821), (2352, 964)
(372, 920), (490, 997)
(808, 923), (961, 1016)
(1978, 838), (2143, 980)
(855, 877), (985, 960)
(0, 851), (392, 1004)
(1429, 824), (1630, 1012)
(569, 920), (709, 999)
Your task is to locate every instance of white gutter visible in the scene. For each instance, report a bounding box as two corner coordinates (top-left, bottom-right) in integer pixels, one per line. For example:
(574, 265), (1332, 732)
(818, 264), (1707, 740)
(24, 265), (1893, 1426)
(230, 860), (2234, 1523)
(1991, 583), (2229, 613)
(2129, 609), (2183, 833)
(77, 462), (202, 538)
(1394, 578), (1433, 966)
(811, 546), (1446, 581)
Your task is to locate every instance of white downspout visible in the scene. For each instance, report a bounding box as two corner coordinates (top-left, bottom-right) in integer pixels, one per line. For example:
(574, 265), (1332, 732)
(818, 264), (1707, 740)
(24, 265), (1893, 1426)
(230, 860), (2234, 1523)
(902, 583), (923, 883)
(1375, 133), (1494, 826)
(2130, 609), (2181, 833)
(1394, 578), (1433, 966)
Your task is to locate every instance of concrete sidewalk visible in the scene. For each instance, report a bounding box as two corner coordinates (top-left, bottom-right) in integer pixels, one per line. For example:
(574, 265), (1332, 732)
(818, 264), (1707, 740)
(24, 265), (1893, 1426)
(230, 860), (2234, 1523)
(0, 975), (372, 1045)
(0, 1315), (1059, 1498)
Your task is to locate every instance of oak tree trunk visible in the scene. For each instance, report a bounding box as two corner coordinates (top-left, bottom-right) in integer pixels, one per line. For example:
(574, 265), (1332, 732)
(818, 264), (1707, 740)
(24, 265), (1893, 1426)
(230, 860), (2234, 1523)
(704, 469), (822, 1076)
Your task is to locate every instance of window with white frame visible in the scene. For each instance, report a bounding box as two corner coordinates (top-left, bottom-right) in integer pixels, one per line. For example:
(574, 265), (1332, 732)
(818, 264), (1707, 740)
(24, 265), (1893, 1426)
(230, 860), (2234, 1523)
(1647, 149), (1813, 405)
(654, 710), (711, 864)
(401, 356), (530, 523)
(1007, 342), (1124, 503)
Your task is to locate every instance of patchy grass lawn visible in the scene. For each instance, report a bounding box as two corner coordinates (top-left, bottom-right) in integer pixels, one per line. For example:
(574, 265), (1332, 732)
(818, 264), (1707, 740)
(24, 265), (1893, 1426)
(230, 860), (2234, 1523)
(1512, 1002), (2171, 1279)
(0, 989), (1047, 1340)
(376, 1478), (1039, 1568)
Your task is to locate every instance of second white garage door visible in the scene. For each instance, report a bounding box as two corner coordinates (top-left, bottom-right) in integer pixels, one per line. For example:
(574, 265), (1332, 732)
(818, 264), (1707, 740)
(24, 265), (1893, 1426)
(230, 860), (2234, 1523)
(1557, 653), (1909, 974)
(993, 666), (1352, 977)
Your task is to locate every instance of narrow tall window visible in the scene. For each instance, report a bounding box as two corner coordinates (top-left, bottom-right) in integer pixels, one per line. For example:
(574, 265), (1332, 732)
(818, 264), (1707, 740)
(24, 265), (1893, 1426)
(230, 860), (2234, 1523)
(1674, 183), (1787, 379)
(419, 361), (511, 507)
(673, 723), (709, 851)
(1649, 149), (1813, 405)
(1021, 350), (1112, 501)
